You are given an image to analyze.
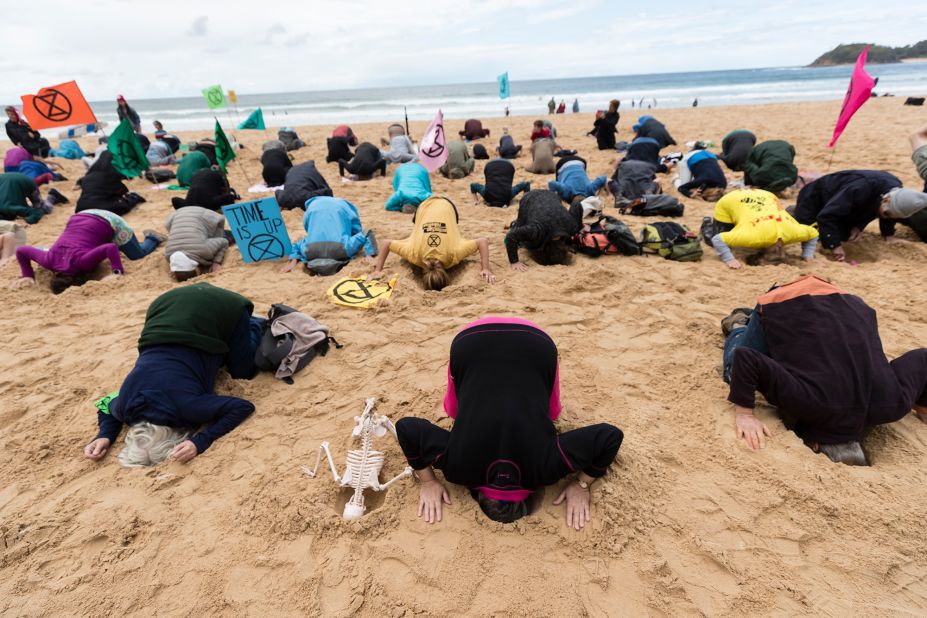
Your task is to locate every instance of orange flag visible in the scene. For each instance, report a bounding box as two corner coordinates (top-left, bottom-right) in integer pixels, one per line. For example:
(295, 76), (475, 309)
(21, 80), (97, 130)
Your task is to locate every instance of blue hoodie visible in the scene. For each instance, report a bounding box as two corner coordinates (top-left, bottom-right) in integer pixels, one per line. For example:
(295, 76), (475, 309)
(632, 115), (654, 132)
(385, 162), (432, 211)
(290, 196), (374, 261)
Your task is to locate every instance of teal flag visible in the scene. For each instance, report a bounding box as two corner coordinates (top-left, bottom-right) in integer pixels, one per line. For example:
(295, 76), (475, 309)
(202, 84), (227, 110)
(238, 108), (265, 130)
(497, 72), (510, 99)
(214, 120), (236, 172)
(108, 118), (149, 177)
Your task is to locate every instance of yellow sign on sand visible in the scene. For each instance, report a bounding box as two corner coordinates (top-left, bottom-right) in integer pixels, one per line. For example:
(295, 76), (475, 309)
(327, 276), (398, 309)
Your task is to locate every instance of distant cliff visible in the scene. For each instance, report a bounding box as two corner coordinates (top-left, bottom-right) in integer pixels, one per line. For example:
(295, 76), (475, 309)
(810, 41), (927, 66)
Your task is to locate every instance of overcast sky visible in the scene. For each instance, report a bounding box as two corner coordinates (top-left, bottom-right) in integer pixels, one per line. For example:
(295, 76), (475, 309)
(3, 0), (926, 102)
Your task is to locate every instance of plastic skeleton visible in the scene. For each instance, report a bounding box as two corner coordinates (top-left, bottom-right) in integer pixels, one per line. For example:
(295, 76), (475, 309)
(304, 398), (413, 520)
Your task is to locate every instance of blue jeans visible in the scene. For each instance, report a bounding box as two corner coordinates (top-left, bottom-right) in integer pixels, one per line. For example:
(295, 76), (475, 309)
(722, 309), (768, 384)
(226, 312), (267, 379)
(548, 172), (607, 201)
(121, 234), (161, 260)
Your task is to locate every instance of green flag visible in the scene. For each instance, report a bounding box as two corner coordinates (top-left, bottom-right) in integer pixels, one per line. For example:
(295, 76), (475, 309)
(238, 107), (265, 130)
(214, 120), (236, 172)
(108, 118), (149, 177)
(202, 84), (227, 110)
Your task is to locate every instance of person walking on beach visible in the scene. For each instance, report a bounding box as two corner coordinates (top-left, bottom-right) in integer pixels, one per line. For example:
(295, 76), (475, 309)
(572, 99), (579, 113)
(791, 170), (927, 261)
(369, 196), (494, 290)
(721, 276), (927, 466)
(548, 97), (556, 114)
(84, 283), (264, 466)
(395, 316), (623, 527)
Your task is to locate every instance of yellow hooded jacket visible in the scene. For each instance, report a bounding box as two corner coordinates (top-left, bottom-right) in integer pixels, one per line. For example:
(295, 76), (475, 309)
(714, 189), (818, 249)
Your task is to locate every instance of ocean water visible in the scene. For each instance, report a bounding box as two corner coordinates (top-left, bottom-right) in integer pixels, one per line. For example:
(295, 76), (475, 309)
(55, 63), (927, 134)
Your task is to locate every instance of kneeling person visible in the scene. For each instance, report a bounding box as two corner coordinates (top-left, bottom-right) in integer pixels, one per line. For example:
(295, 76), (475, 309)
(84, 283), (265, 466)
(281, 196), (376, 276)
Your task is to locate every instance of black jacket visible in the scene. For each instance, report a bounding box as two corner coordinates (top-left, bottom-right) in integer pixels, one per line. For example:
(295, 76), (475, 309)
(635, 118), (676, 149)
(260, 149), (292, 186)
(482, 159), (516, 207)
(793, 170), (902, 248)
(345, 143), (383, 177)
(591, 111), (619, 150)
(504, 190), (582, 263)
(326, 136), (354, 163)
(75, 152), (132, 214)
(275, 161), (333, 210)
(173, 169), (236, 211)
(720, 130), (756, 172)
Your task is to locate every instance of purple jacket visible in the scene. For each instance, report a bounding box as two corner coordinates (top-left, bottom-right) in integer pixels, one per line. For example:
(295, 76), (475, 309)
(18, 214), (123, 277)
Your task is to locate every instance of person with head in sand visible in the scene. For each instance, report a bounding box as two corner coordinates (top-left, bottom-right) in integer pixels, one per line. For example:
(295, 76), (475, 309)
(470, 158), (530, 207)
(338, 142), (387, 180)
(84, 283), (265, 467)
(369, 196), (494, 290)
(439, 140), (474, 179)
(0, 172), (62, 223)
(380, 124), (417, 164)
(721, 276), (927, 466)
(705, 189), (817, 269)
(459, 119), (490, 141)
(164, 206), (229, 281)
(275, 161), (332, 210)
(743, 140), (798, 195)
(632, 115), (676, 149)
(900, 124), (927, 242)
(281, 196), (377, 276)
(84, 283), (264, 466)
(76, 152), (145, 216)
(384, 162), (432, 213)
(719, 129), (756, 172)
(172, 167), (239, 211)
(504, 190), (583, 272)
(395, 317), (624, 527)
(13, 212), (126, 294)
(670, 147), (727, 201)
(791, 170), (927, 261)
(547, 155), (607, 203)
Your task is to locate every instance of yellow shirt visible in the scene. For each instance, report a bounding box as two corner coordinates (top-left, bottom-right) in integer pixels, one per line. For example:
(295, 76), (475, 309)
(390, 197), (478, 268)
(714, 189), (818, 249)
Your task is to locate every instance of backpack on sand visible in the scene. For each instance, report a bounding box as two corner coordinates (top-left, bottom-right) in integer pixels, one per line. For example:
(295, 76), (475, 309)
(572, 215), (640, 257)
(620, 194), (684, 217)
(639, 221), (703, 262)
(254, 304), (342, 384)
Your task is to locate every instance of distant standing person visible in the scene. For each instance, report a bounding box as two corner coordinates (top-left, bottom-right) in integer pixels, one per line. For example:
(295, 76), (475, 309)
(588, 100), (620, 150)
(572, 99), (579, 113)
(116, 96), (141, 133)
(692, 98), (698, 108)
(548, 97), (556, 114)
(5, 106), (50, 158)
(556, 100), (566, 114)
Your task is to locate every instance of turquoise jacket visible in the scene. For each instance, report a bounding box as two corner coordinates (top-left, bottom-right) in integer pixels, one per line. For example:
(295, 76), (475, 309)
(385, 162), (432, 211)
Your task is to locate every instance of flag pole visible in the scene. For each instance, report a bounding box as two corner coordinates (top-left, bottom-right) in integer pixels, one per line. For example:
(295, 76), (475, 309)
(215, 115), (254, 190)
(404, 106), (412, 141)
(826, 145), (837, 173)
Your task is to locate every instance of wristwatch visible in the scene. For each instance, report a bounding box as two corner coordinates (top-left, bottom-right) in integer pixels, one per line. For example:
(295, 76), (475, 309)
(575, 477), (590, 490)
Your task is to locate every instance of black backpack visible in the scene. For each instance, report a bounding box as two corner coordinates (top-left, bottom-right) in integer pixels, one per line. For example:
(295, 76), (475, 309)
(254, 304), (342, 384)
(572, 216), (640, 256)
(620, 194), (684, 217)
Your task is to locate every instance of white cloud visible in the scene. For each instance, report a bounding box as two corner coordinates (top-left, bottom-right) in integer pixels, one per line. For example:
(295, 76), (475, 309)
(0, 0), (925, 102)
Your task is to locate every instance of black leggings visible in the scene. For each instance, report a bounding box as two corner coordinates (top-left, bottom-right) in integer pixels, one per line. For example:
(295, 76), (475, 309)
(338, 158), (387, 179)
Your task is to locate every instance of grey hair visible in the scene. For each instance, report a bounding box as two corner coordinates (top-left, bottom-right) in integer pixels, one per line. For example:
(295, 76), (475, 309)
(118, 422), (192, 468)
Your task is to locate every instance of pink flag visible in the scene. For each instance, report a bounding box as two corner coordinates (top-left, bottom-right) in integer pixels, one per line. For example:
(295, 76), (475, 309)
(828, 47), (876, 148)
(418, 109), (448, 172)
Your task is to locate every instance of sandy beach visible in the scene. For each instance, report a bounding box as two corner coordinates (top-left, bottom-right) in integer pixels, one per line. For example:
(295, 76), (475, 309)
(1, 98), (927, 617)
